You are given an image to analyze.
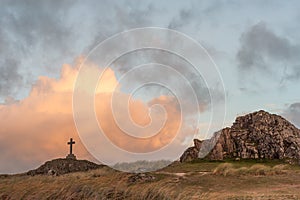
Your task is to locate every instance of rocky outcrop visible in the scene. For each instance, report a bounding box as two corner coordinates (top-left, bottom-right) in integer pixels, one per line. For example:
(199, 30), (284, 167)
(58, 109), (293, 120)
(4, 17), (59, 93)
(180, 110), (300, 164)
(179, 139), (202, 162)
(27, 158), (104, 176)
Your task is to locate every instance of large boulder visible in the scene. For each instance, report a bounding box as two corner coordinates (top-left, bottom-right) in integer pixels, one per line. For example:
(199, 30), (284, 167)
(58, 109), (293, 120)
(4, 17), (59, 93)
(180, 110), (300, 163)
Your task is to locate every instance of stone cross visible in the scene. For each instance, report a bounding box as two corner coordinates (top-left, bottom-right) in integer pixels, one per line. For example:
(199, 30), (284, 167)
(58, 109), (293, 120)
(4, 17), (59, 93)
(67, 138), (75, 155)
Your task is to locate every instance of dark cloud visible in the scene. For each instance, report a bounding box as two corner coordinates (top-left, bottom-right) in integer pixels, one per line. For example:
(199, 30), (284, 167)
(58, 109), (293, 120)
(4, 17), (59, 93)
(82, 1), (156, 53)
(0, 59), (23, 97)
(167, 1), (231, 31)
(0, 0), (74, 100)
(0, 0), (160, 102)
(282, 103), (300, 128)
(168, 8), (195, 29)
(236, 22), (300, 93)
(237, 22), (300, 80)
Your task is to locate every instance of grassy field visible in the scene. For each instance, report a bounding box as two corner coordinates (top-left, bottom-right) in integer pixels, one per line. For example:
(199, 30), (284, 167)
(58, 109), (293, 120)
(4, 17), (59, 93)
(1, 159), (300, 200)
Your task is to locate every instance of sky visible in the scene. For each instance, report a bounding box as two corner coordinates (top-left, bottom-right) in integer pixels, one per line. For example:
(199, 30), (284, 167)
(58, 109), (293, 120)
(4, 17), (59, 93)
(0, 0), (300, 173)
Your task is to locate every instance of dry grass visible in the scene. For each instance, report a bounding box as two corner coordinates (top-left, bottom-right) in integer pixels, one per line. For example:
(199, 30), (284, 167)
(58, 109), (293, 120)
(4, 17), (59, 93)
(1, 161), (300, 199)
(212, 163), (289, 176)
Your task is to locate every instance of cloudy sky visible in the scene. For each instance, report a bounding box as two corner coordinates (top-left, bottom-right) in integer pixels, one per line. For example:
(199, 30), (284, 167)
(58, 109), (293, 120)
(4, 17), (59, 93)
(1, 0), (300, 173)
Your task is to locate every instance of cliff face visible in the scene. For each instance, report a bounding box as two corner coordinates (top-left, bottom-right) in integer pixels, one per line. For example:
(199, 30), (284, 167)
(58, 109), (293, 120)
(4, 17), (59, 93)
(180, 110), (300, 163)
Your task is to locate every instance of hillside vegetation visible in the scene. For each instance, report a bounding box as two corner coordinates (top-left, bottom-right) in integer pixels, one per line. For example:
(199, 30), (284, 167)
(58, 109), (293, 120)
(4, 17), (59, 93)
(1, 159), (300, 200)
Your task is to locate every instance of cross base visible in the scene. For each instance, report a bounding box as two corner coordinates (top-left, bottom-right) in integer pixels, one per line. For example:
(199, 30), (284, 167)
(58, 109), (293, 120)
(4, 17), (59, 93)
(66, 154), (76, 160)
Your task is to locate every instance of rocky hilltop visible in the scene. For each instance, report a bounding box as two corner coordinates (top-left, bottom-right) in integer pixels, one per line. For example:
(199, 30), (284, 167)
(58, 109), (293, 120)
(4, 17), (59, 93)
(27, 158), (104, 176)
(180, 110), (300, 164)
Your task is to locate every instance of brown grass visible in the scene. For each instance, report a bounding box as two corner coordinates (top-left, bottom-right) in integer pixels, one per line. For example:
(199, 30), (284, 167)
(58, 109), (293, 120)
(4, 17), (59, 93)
(212, 163), (289, 176)
(0, 161), (300, 199)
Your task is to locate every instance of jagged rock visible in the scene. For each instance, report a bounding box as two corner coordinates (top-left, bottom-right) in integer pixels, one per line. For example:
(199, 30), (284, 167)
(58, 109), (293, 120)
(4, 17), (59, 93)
(180, 139), (202, 162)
(180, 110), (300, 164)
(27, 158), (104, 176)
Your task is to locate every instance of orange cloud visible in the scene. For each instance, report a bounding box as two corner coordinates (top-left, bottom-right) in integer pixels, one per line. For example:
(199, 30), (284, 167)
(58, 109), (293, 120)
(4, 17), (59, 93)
(95, 93), (182, 153)
(0, 58), (191, 173)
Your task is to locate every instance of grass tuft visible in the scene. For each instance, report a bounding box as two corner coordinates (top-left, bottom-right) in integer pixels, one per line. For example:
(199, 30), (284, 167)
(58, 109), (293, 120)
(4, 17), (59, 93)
(213, 163), (288, 176)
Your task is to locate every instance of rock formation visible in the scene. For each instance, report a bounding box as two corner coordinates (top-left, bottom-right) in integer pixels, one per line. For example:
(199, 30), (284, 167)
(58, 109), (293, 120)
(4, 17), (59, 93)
(180, 110), (300, 164)
(27, 158), (104, 176)
(179, 139), (203, 162)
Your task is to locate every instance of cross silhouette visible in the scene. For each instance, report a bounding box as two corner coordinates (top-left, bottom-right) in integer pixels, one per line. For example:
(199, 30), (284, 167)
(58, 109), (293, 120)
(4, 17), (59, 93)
(67, 138), (75, 155)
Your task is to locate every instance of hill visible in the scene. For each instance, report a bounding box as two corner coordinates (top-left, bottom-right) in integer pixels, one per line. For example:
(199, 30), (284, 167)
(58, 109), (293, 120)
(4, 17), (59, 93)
(181, 110), (300, 164)
(26, 158), (104, 176)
